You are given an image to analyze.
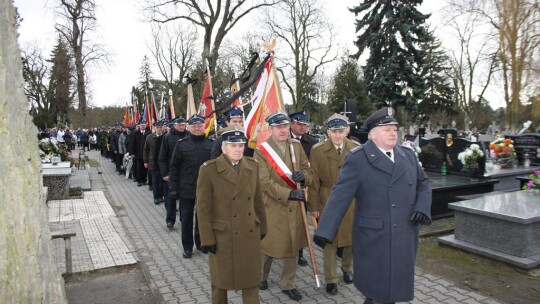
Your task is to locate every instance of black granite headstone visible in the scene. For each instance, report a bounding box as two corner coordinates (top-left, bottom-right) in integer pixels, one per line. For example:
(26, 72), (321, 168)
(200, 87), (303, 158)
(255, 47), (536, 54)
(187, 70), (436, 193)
(506, 134), (540, 166)
(419, 137), (445, 172)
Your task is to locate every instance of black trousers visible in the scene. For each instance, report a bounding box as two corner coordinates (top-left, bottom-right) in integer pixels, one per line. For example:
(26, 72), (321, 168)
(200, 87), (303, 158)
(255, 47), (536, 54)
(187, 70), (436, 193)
(134, 158), (147, 183)
(179, 198), (200, 251)
(164, 181), (177, 224)
(115, 153), (124, 172)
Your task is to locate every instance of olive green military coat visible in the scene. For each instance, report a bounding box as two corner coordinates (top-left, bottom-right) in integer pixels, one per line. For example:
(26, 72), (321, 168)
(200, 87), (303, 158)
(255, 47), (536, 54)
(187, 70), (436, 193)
(308, 138), (359, 247)
(196, 155), (267, 290)
(253, 137), (312, 258)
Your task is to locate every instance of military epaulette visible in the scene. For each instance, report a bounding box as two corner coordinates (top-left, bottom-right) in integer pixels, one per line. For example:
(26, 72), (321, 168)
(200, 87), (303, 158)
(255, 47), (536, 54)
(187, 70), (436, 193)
(178, 137), (189, 142)
(244, 156), (258, 163)
(350, 145), (363, 153)
(350, 139), (361, 146)
(312, 141), (325, 150)
(290, 138), (301, 144)
(202, 159), (217, 166)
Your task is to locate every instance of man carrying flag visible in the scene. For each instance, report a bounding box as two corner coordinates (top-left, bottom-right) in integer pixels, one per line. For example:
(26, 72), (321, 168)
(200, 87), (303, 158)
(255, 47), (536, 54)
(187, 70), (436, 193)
(253, 110), (312, 302)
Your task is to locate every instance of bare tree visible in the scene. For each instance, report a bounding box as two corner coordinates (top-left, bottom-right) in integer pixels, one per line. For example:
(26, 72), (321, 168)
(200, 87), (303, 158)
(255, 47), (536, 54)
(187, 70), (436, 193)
(492, 0), (540, 128)
(449, 0), (540, 129)
(143, 0), (277, 71)
(149, 23), (197, 111)
(21, 45), (50, 121)
(445, 1), (499, 130)
(55, 0), (109, 127)
(262, 0), (338, 111)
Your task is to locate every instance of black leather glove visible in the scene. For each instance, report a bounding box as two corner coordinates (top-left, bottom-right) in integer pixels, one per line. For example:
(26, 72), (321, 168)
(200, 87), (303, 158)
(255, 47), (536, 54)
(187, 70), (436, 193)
(260, 234), (266, 240)
(288, 189), (305, 201)
(410, 212), (429, 225)
(169, 190), (178, 201)
(313, 235), (329, 248)
(291, 171), (305, 183)
(201, 244), (217, 254)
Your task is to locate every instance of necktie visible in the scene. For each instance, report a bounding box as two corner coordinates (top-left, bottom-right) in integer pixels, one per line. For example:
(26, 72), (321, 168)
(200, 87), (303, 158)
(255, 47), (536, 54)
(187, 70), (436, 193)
(337, 147), (342, 155)
(386, 151), (392, 158)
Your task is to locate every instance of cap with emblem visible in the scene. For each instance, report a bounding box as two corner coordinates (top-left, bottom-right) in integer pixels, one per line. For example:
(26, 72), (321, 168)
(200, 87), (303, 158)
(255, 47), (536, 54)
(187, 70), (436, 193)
(154, 119), (167, 127)
(223, 107), (243, 120)
(326, 113), (349, 130)
(266, 110), (290, 126)
(188, 114), (205, 125)
(173, 116), (186, 124)
(220, 125), (247, 143)
(362, 107), (399, 131)
(289, 111), (309, 125)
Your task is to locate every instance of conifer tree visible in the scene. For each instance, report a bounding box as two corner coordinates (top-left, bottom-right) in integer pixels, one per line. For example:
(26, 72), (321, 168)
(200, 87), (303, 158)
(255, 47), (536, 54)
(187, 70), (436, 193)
(48, 37), (73, 125)
(350, 0), (432, 116)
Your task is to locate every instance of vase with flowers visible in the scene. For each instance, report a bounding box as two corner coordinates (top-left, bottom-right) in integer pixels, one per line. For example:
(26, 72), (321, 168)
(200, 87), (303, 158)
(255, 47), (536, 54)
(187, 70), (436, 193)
(458, 144), (484, 180)
(489, 138), (517, 169)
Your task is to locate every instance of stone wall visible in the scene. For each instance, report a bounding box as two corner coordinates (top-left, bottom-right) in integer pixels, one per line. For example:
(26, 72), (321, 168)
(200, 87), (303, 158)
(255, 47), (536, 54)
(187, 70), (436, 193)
(0, 1), (67, 303)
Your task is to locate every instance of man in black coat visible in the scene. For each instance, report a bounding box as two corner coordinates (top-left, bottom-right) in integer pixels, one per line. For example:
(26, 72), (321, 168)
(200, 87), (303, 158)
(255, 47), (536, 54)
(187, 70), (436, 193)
(210, 106), (254, 159)
(130, 121), (151, 186)
(289, 110), (319, 266)
(169, 115), (214, 259)
(158, 116), (189, 229)
(109, 122), (123, 172)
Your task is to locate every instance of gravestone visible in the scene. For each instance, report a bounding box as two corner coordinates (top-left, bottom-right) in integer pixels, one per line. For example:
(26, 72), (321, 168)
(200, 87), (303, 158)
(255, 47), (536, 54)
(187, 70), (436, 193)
(506, 134), (540, 166)
(419, 137), (445, 172)
(420, 134), (486, 176)
(439, 191), (540, 269)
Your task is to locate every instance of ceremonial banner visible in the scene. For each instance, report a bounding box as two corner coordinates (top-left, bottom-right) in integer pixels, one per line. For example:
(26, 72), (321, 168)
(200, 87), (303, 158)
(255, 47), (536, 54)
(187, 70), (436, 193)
(245, 54), (285, 148)
(186, 83), (197, 119)
(123, 106), (131, 126)
(198, 65), (215, 133)
(168, 89), (175, 120)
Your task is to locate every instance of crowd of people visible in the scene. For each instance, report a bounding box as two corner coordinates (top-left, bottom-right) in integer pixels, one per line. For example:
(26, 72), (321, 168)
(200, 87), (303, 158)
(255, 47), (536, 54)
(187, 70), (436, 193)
(47, 106), (431, 304)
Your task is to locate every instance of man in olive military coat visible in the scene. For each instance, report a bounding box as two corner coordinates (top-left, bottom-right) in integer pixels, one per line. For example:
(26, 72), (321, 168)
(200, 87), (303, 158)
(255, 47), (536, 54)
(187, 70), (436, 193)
(308, 113), (358, 296)
(253, 110), (312, 302)
(314, 107), (432, 304)
(196, 126), (267, 304)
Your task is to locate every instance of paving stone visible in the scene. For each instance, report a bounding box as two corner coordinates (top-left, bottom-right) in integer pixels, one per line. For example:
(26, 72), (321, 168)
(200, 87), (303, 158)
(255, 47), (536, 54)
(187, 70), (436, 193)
(65, 150), (505, 304)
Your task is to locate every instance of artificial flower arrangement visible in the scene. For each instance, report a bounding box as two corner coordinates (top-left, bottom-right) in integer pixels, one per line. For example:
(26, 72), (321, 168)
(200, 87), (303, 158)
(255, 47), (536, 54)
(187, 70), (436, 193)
(39, 138), (69, 163)
(402, 140), (423, 167)
(458, 144), (484, 172)
(522, 170), (540, 190)
(489, 138), (516, 167)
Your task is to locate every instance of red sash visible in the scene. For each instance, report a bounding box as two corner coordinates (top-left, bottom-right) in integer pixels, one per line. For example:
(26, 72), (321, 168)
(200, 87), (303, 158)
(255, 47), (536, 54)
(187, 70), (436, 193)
(259, 142), (296, 189)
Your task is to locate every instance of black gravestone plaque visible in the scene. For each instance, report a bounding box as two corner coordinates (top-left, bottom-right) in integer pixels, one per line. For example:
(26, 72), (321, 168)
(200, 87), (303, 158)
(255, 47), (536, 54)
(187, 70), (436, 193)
(419, 137), (445, 172)
(506, 134), (540, 166)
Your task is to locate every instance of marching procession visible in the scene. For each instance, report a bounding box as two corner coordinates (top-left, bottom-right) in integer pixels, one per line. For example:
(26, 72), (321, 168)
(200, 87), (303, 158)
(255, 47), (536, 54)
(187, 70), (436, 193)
(78, 104), (431, 304)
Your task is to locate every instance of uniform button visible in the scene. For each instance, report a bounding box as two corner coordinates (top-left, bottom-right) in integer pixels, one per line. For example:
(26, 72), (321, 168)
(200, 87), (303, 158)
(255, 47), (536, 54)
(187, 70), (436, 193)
(233, 214), (238, 218)
(248, 197), (251, 200)
(249, 229), (253, 232)
(233, 197), (236, 200)
(234, 232), (238, 235)
(248, 213), (251, 216)
(392, 204), (396, 208)
(393, 224), (397, 228)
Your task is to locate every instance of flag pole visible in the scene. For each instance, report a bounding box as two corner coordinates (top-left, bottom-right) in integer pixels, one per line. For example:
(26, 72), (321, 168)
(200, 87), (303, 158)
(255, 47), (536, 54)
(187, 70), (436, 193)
(289, 142), (321, 288)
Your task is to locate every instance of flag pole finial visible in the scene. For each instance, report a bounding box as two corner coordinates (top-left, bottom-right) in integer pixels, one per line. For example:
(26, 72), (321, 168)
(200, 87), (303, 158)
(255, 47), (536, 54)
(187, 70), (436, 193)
(263, 39), (276, 53)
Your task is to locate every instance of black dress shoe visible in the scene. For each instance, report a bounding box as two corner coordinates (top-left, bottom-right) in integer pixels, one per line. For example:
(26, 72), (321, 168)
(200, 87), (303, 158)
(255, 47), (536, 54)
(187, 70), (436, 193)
(154, 198), (160, 204)
(166, 222), (174, 229)
(282, 289), (302, 301)
(197, 246), (208, 254)
(298, 256), (308, 266)
(342, 269), (354, 284)
(326, 283), (338, 295)
(258, 280), (268, 290)
(182, 250), (192, 259)
(137, 182), (143, 187)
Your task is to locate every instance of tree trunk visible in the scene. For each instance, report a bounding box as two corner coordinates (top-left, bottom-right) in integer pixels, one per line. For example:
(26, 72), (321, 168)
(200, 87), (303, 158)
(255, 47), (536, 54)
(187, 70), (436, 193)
(0, 1), (67, 302)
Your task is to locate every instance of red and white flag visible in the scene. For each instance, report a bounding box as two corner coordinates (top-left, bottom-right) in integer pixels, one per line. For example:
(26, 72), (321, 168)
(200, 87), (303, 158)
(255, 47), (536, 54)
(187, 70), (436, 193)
(198, 65), (215, 134)
(245, 54), (285, 148)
